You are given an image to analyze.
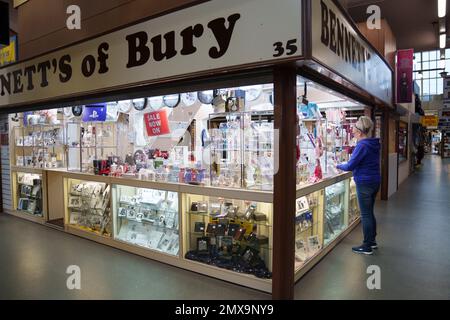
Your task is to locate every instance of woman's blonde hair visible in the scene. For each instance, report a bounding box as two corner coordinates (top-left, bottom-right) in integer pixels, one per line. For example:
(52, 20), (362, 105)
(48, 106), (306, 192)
(355, 116), (374, 136)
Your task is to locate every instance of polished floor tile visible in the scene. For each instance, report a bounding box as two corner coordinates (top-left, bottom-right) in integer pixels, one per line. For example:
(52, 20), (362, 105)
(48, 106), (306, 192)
(0, 156), (448, 299)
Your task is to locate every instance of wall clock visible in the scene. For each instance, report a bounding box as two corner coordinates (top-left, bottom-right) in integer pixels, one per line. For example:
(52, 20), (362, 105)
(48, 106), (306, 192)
(181, 92), (197, 107)
(149, 96), (164, 110)
(163, 94), (181, 108)
(197, 91), (214, 105)
(132, 98), (148, 111)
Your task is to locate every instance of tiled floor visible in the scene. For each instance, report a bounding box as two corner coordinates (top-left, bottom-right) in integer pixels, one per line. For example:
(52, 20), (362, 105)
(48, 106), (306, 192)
(0, 156), (448, 299)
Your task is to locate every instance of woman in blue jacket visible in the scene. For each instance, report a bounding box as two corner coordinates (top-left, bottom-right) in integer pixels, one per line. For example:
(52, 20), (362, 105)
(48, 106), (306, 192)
(337, 116), (381, 255)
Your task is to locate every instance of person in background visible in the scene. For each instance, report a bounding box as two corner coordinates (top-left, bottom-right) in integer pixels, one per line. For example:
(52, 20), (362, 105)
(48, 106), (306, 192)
(337, 116), (381, 255)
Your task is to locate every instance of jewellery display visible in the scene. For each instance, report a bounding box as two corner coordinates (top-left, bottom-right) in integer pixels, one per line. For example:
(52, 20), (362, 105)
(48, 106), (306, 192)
(114, 185), (179, 256)
(185, 195), (272, 279)
(67, 180), (111, 236)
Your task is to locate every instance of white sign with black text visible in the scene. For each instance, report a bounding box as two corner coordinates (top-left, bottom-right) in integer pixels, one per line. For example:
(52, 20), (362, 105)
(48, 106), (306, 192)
(0, 0), (302, 108)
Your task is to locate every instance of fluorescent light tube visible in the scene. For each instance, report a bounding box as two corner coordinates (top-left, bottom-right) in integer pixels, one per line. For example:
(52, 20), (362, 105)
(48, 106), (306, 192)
(438, 0), (446, 18)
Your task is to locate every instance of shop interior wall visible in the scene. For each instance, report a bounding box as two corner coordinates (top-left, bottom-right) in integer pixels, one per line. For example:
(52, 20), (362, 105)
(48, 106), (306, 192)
(0, 114), (11, 212)
(357, 19), (397, 69)
(17, 0), (201, 60)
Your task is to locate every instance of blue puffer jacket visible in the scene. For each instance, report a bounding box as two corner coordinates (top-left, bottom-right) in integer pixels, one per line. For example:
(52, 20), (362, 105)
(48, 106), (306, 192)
(337, 138), (381, 185)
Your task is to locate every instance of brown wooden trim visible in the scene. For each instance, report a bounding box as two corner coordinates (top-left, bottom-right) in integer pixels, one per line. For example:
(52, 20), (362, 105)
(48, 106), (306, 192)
(0, 57), (303, 113)
(0, 64), (279, 113)
(272, 63), (297, 300)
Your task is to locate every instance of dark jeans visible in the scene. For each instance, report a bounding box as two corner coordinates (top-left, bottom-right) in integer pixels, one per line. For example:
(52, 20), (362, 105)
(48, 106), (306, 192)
(356, 182), (380, 247)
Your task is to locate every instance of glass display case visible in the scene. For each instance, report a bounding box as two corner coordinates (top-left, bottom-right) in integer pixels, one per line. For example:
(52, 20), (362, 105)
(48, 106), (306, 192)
(348, 178), (360, 225)
(294, 191), (322, 270)
(294, 174), (357, 273)
(183, 193), (272, 279)
(112, 185), (180, 256)
(66, 121), (119, 173)
(14, 172), (43, 217)
(65, 178), (112, 236)
(323, 180), (349, 245)
(13, 121), (65, 169)
(209, 111), (274, 191)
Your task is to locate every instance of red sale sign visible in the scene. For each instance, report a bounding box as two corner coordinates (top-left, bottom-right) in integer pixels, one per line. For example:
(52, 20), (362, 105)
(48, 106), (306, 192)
(144, 110), (170, 136)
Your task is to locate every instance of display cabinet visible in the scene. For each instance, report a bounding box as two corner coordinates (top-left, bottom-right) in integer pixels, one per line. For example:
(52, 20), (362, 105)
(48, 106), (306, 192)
(112, 184), (180, 256)
(294, 172), (357, 276)
(66, 121), (119, 173)
(294, 191), (323, 270)
(183, 193), (272, 279)
(208, 111), (274, 191)
(65, 178), (112, 236)
(13, 171), (44, 217)
(13, 123), (66, 169)
(348, 178), (360, 224)
(323, 179), (349, 245)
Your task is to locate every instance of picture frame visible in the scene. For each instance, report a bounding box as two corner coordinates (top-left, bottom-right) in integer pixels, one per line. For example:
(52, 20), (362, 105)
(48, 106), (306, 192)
(196, 236), (210, 254)
(68, 196), (81, 208)
(307, 235), (321, 252)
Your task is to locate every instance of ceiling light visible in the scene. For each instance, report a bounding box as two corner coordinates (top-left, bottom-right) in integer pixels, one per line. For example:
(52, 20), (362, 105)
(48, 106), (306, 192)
(439, 0), (446, 18)
(417, 71), (423, 79)
(440, 33), (446, 49)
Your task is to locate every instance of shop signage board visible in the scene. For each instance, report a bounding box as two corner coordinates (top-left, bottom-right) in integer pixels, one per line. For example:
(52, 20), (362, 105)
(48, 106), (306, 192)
(311, 0), (393, 105)
(0, 0), (303, 109)
(396, 49), (414, 103)
(144, 110), (170, 136)
(0, 35), (17, 67)
(421, 115), (439, 127)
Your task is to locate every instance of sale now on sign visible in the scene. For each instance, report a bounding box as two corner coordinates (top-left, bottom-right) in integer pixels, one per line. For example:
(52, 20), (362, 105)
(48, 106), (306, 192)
(144, 110), (170, 136)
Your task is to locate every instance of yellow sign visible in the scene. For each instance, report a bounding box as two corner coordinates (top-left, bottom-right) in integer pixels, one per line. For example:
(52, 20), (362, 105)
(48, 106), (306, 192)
(0, 36), (17, 67)
(421, 115), (439, 127)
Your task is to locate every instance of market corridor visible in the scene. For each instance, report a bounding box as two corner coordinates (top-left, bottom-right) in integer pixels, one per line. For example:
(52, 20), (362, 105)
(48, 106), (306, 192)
(0, 156), (449, 299)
